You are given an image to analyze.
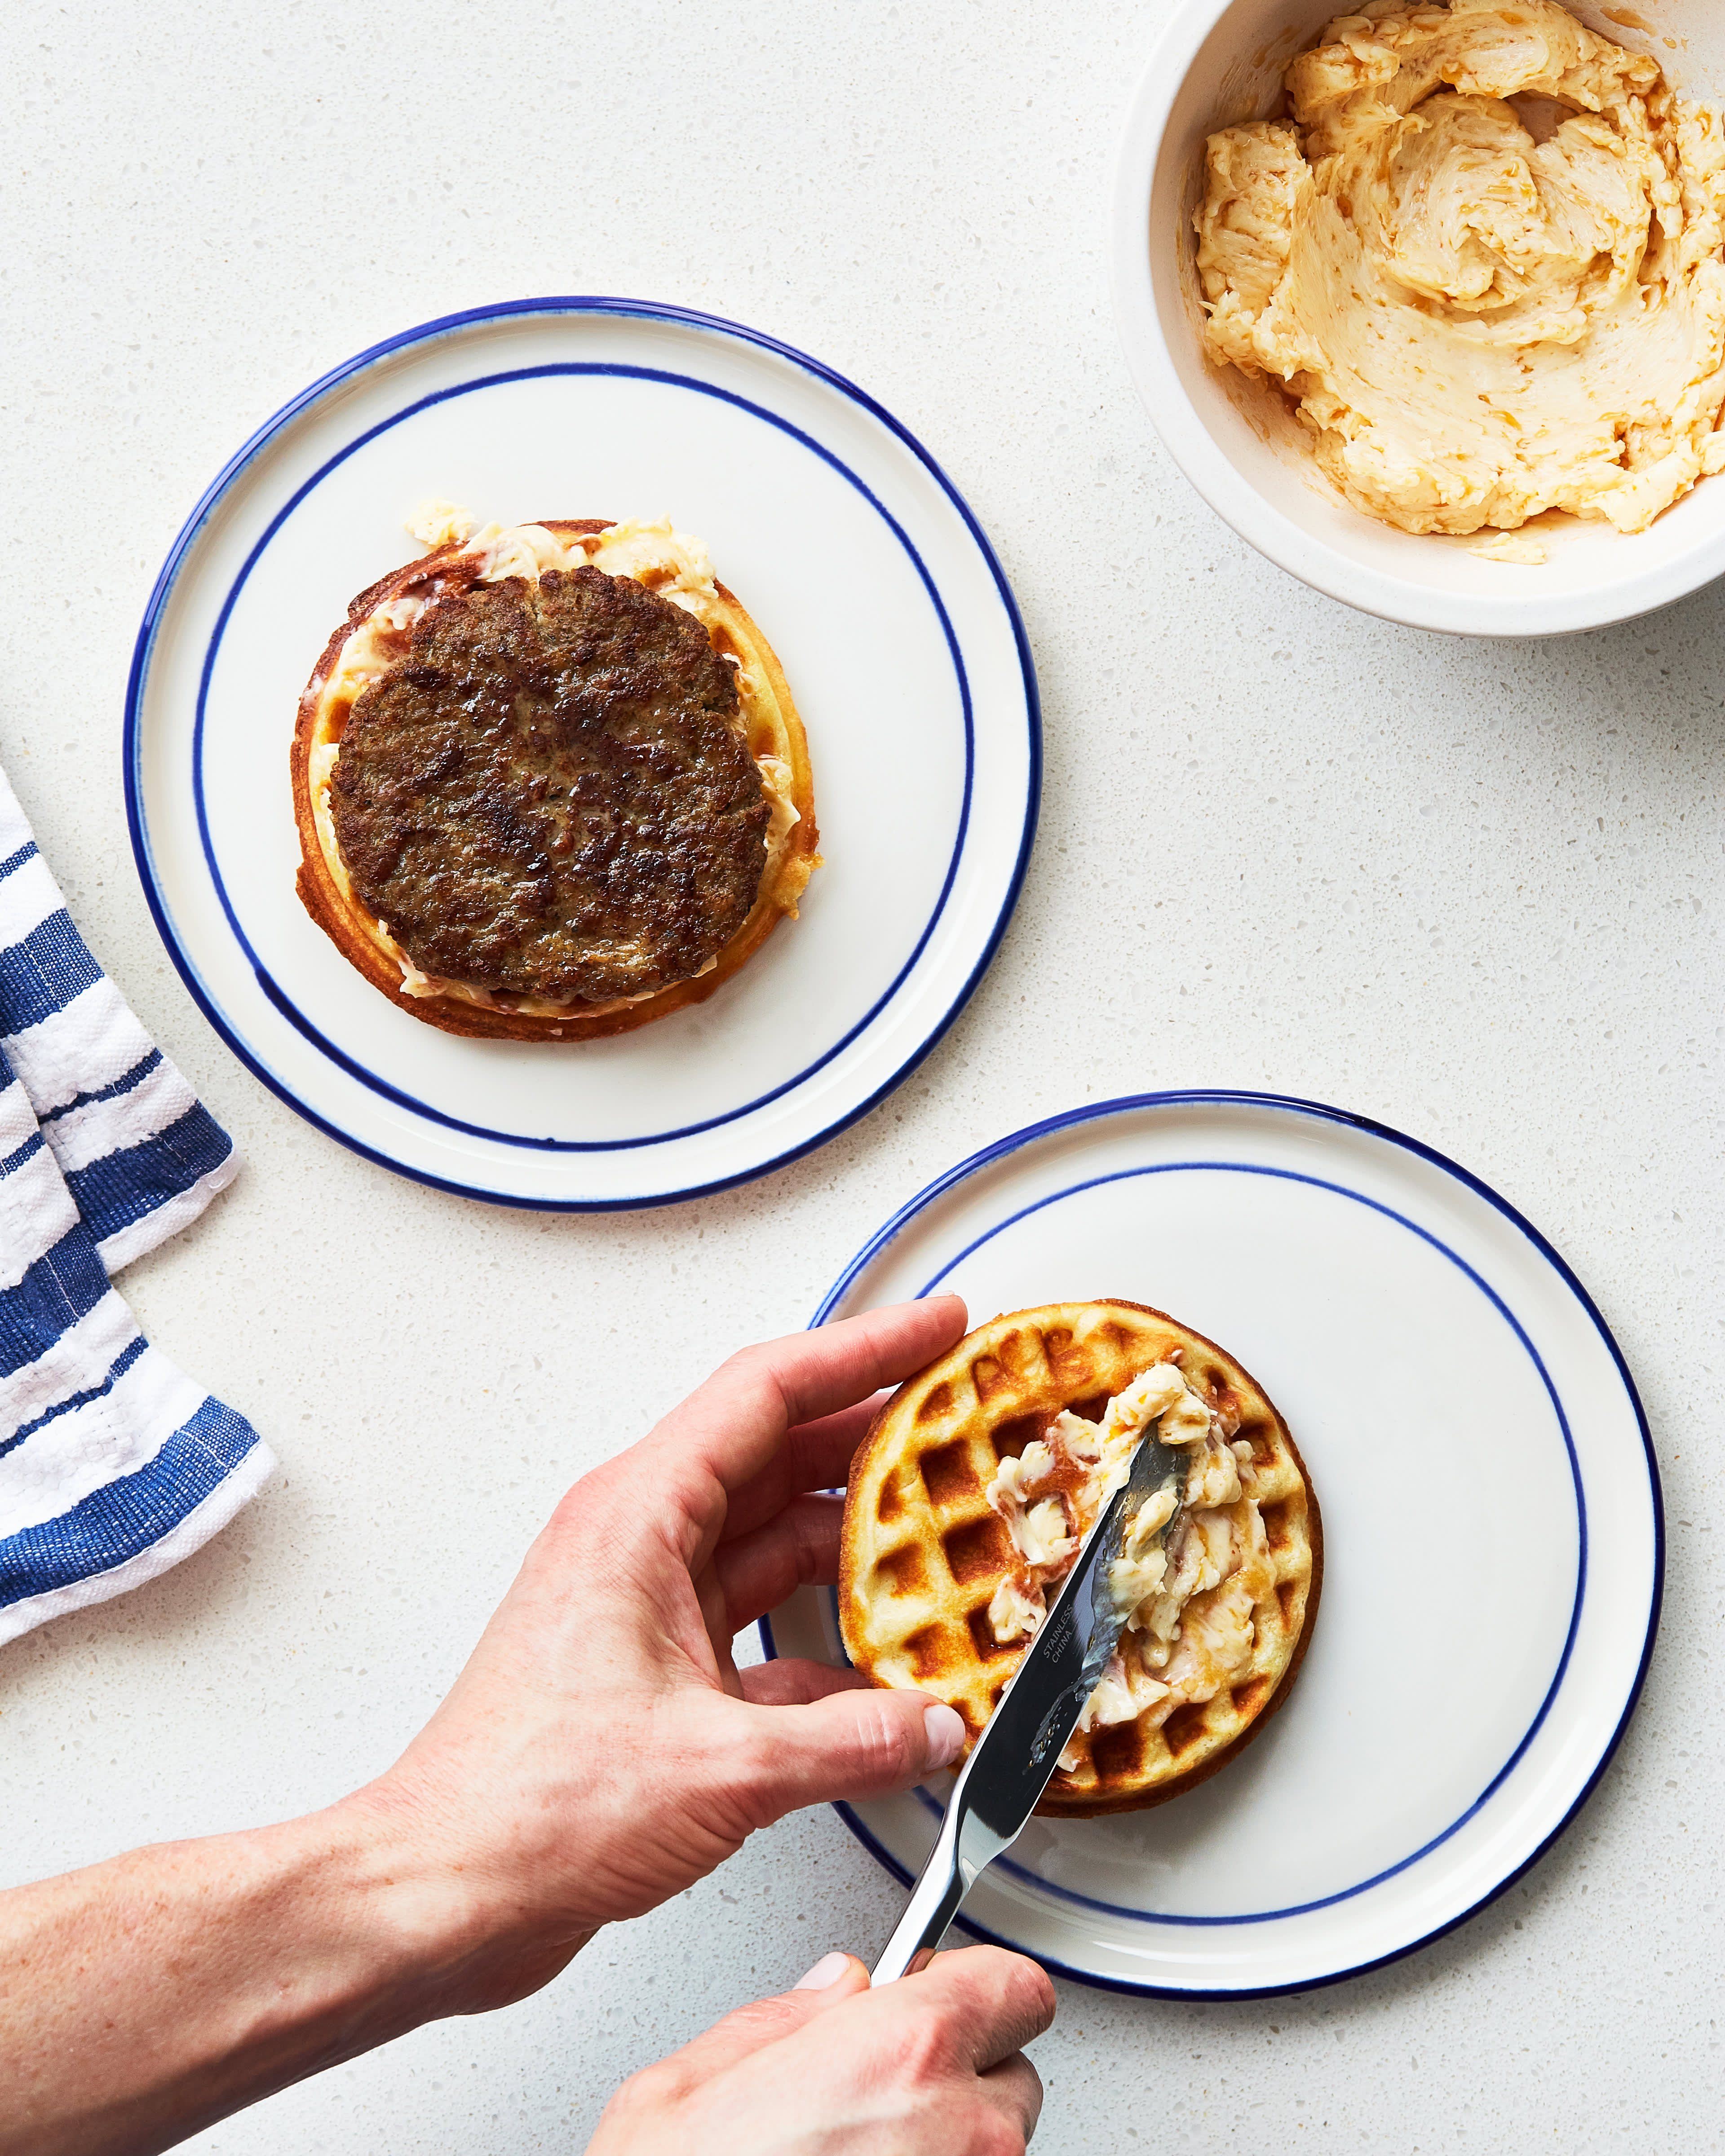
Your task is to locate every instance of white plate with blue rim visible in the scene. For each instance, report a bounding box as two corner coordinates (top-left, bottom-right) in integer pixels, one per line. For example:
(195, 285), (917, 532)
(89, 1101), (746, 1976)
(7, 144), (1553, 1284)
(124, 298), (1039, 1210)
(762, 1091), (1661, 1997)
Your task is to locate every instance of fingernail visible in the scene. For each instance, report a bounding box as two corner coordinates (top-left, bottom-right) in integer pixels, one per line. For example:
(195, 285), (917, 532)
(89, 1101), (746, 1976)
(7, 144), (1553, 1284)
(794, 1951), (850, 1991)
(923, 1703), (966, 1769)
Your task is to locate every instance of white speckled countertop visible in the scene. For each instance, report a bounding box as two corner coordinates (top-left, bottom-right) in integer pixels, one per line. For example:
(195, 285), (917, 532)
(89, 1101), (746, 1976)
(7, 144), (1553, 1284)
(2, 2), (1720, 2147)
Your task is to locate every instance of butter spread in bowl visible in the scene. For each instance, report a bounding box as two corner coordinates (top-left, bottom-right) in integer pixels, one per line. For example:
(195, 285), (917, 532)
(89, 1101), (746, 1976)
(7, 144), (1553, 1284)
(1195, 0), (1725, 539)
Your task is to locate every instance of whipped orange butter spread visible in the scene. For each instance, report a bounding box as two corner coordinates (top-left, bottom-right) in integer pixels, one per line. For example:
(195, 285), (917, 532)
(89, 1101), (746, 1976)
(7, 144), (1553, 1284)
(303, 504), (802, 1017)
(983, 1363), (1273, 1771)
(1195, 0), (1725, 538)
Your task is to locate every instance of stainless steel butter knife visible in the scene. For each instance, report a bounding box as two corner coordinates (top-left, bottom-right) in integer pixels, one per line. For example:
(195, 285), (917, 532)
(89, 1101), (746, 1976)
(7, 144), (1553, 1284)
(871, 1427), (1189, 1983)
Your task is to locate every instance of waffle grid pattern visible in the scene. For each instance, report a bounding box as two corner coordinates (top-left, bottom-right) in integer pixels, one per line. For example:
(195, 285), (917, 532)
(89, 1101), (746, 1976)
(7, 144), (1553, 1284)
(839, 1300), (1320, 1817)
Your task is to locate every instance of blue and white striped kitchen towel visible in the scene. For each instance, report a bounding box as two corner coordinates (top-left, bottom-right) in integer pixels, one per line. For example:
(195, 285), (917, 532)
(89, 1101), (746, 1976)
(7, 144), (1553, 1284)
(0, 768), (273, 1646)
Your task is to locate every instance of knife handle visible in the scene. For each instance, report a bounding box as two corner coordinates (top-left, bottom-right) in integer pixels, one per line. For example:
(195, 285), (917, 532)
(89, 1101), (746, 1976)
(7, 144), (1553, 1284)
(871, 1828), (965, 1983)
(872, 1776), (1000, 1985)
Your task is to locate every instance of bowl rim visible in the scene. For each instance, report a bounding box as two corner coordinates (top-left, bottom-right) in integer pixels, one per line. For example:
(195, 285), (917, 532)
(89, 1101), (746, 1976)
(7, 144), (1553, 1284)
(1109, 0), (1725, 639)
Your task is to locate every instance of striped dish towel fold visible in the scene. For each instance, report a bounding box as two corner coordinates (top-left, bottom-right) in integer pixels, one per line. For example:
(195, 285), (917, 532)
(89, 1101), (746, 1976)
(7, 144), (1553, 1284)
(0, 767), (273, 1647)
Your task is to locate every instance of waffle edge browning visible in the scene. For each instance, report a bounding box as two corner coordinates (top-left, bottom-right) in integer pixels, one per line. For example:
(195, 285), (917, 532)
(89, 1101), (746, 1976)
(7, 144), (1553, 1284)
(289, 519), (820, 1043)
(839, 1300), (1322, 1817)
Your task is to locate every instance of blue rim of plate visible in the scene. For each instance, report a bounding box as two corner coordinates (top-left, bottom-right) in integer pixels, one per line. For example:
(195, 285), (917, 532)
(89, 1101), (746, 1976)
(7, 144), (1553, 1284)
(876, 1157), (1592, 1920)
(122, 296), (1042, 1212)
(760, 1088), (1663, 1998)
(197, 362), (978, 1154)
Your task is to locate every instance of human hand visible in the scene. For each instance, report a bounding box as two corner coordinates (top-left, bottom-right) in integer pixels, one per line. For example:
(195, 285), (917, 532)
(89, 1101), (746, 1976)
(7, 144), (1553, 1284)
(587, 1946), (1055, 2154)
(347, 1297), (972, 2013)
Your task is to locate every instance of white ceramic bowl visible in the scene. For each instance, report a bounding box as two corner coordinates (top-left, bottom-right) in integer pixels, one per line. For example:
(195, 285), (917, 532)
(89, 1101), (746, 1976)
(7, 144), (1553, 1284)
(1112, 0), (1725, 637)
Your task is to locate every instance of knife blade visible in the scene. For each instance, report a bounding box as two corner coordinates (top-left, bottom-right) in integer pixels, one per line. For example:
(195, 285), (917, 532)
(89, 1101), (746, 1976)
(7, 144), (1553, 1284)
(871, 1423), (1190, 1983)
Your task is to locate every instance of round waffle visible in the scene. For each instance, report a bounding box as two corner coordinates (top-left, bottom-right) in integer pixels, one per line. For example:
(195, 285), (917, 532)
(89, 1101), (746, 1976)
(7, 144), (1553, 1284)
(290, 518), (818, 1042)
(839, 1299), (1322, 1816)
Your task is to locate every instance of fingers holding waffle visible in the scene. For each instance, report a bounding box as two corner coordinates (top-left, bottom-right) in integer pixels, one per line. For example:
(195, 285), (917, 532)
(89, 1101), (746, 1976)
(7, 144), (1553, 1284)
(703, 1305), (971, 1630)
(715, 1491), (847, 1630)
(670, 1297), (970, 1506)
(838, 1299), (1321, 1817)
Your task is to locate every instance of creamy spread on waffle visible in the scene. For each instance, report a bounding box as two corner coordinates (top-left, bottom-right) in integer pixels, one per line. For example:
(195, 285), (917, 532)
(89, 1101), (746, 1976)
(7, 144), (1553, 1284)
(984, 1361), (1274, 1771)
(303, 510), (803, 1017)
(838, 1300), (1319, 1816)
(1195, 0), (1725, 537)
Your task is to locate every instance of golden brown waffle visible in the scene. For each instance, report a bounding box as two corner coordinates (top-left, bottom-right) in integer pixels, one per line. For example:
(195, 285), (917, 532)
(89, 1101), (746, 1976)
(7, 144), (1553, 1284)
(290, 518), (818, 1043)
(839, 1299), (1321, 1817)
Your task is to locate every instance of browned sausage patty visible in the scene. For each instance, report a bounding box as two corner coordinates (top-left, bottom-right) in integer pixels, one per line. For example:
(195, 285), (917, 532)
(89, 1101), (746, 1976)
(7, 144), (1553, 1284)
(329, 565), (771, 1005)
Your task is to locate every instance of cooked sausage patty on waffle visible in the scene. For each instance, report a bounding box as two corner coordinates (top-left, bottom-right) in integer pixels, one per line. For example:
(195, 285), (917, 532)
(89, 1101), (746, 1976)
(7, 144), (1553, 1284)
(291, 513), (819, 1042)
(332, 568), (768, 1006)
(839, 1299), (1322, 1816)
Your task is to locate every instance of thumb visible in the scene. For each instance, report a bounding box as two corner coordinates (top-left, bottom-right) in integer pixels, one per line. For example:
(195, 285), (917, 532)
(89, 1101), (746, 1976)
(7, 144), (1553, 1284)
(740, 1687), (967, 1814)
(637, 1954), (871, 2093)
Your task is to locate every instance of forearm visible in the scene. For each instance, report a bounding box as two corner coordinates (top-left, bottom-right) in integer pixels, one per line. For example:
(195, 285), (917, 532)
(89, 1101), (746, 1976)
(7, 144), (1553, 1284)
(0, 1789), (548, 2156)
(0, 1306), (960, 2156)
